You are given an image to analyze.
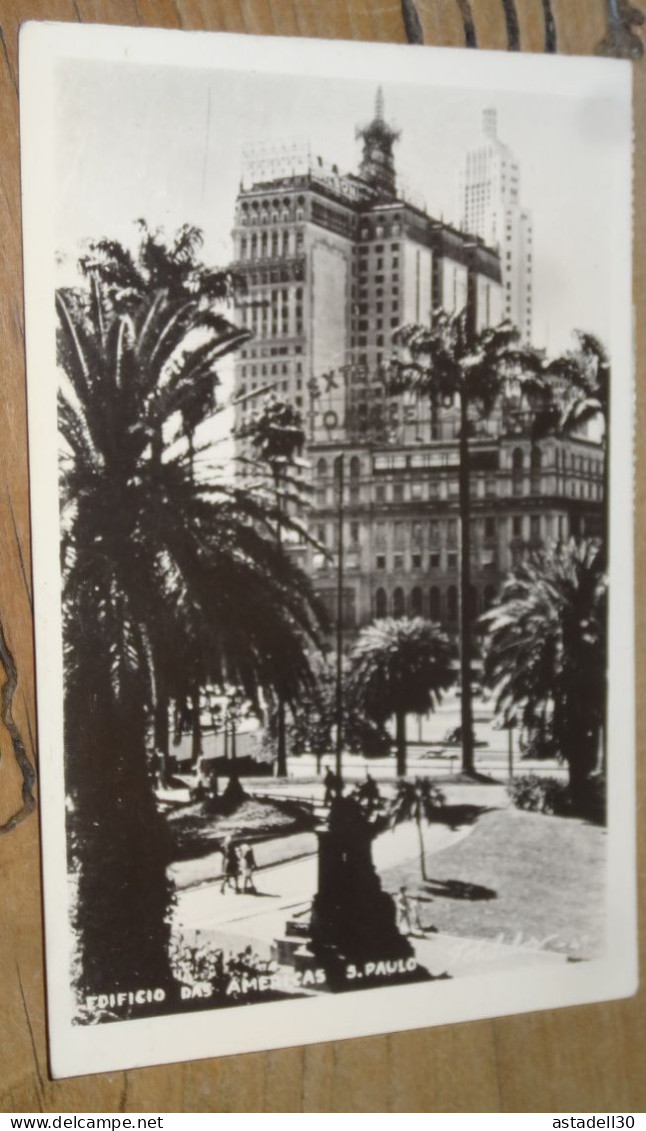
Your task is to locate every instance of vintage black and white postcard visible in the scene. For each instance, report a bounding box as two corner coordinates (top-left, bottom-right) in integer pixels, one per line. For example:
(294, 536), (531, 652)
(20, 22), (636, 1078)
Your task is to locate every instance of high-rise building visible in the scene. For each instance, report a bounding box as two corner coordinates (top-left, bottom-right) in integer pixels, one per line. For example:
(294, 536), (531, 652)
(231, 90), (502, 435)
(230, 93), (602, 639)
(459, 108), (533, 343)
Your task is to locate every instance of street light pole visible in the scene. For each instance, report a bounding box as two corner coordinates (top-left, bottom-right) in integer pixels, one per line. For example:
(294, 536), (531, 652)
(335, 454), (344, 784)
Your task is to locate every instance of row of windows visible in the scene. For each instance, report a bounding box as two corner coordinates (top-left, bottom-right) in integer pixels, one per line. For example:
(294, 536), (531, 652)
(314, 513), (560, 548)
(240, 361), (303, 380)
(374, 584), (497, 621)
(239, 261), (306, 287)
(354, 299), (400, 316)
(357, 242), (400, 257)
(241, 343), (303, 360)
(239, 231), (305, 260)
(359, 221), (403, 241)
(374, 551), (482, 572)
(314, 450), (602, 481)
(238, 197), (306, 224)
(313, 478), (602, 507)
(357, 256), (399, 275)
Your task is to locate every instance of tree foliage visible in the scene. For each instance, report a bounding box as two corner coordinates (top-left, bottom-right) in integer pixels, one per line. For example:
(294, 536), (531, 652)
(390, 311), (546, 776)
(480, 539), (606, 809)
(273, 660), (392, 760)
(389, 778), (446, 880)
(237, 393), (306, 471)
(390, 310), (546, 417)
(58, 225), (325, 995)
(348, 617), (454, 775)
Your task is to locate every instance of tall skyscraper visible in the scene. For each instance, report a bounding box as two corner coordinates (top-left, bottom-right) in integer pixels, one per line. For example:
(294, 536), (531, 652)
(459, 108), (533, 343)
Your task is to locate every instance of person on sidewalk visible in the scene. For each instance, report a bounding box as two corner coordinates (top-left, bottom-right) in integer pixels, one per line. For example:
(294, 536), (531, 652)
(396, 885), (424, 936)
(323, 766), (337, 806)
(240, 842), (258, 894)
(220, 837), (240, 894)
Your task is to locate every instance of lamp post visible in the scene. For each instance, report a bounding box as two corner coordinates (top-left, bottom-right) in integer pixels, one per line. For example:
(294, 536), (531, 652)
(507, 721), (514, 779)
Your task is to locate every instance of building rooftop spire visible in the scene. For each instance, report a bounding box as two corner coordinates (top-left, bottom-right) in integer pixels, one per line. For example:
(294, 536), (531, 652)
(356, 87), (400, 199)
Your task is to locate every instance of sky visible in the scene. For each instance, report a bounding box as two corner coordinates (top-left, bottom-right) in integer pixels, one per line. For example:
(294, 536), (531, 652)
(55, 55), (622, 358)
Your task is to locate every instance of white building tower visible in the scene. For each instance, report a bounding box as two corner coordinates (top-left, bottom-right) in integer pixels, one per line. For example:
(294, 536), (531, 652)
(459, 108), (533, 343)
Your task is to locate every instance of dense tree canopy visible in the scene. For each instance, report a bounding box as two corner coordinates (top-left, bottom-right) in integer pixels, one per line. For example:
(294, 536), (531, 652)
(480, 539), (606, 810)
(389, 311), (545, 775)
(348, 617), (454, 776)
(58, 225), (326, 997)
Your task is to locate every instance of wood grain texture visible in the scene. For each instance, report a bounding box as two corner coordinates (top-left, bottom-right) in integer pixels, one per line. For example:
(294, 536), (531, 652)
(0, 0), (643, 1112)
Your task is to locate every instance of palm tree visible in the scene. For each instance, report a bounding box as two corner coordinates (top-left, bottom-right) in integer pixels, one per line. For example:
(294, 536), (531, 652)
(389, 779), (446, 881)
(238, 394), (307, 776)
(347, 617), (454, 776)
(58, 246), (325, 998)
(76, 220), (239, 315)
(480, 539), (606, 811)
(391, 312), (543, 776)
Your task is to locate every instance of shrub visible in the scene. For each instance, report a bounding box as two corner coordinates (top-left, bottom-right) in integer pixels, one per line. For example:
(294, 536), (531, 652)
(507, 774), (570, 815)
(507, 773), (606, 824)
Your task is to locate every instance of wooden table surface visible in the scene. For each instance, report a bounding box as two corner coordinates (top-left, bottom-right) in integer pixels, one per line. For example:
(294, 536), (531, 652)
(0, 0), (644, 1113)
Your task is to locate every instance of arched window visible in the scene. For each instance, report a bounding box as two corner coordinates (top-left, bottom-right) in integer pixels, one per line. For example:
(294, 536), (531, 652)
(512, 447), (524, 471)
(316, 458), (328, 479)
(429, 586), (441, 622)
(349, 455), (361, 502)
(393, 587), (405, 618)
(260, 232), (268, 257)
(530, 445), (542, 491)
(250, 234), (258, 259)
(375, 588), (387, 619)
(411, 587), (423, 617)
(447, 586), (458, 621)
(282, 231), (290, 256)
(271, 232), (279, 257)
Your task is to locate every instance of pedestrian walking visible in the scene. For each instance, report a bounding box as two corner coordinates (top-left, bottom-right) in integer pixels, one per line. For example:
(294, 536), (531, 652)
(240, 842), (258, 893)
(396, 885), (424, 936)
(323, 766), (336, 806)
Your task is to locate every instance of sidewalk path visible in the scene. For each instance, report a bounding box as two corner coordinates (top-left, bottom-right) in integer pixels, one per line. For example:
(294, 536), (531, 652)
(172, 809), (573, 979)
(174, 819), (474, 937)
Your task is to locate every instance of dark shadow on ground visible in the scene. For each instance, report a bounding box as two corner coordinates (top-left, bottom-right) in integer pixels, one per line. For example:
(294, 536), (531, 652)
(441, 771), (503, 786)
(238, 891), (281, 899)
(422, 877), (497, 901)
(436, 803), (491, 830)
